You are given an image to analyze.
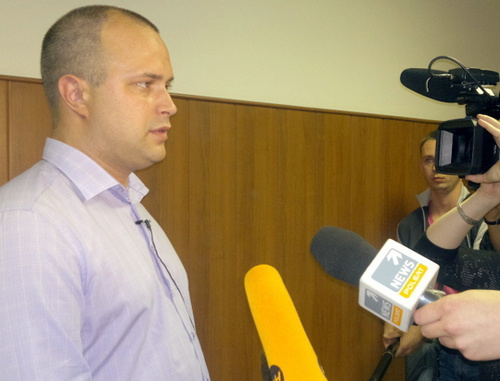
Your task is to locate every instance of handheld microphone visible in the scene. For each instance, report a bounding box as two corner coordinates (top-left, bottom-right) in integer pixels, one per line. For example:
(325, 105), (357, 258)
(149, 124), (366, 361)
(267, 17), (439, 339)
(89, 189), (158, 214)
(310, 226), (443, 331)
(310, 226), (374, 286)
(245, 264), (327, 381)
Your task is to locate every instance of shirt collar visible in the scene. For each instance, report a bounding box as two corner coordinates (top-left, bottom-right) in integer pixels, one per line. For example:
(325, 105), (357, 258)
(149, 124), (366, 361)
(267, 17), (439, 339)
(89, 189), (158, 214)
(42, 138), (149, 203)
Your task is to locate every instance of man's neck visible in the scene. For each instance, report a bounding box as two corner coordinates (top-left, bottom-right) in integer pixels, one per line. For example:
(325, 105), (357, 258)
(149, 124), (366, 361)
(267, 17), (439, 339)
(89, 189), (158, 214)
(429, 185), (463, 219)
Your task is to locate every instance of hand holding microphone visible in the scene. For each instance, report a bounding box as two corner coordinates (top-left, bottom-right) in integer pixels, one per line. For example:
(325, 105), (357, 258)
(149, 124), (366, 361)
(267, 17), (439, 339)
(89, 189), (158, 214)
(414, 289), (500, 361)
(310, 226), (444, 380)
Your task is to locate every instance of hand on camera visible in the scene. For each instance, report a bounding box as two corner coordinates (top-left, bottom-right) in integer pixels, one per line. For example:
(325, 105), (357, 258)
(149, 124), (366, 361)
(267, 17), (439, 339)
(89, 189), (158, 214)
(466, 115), (500, 185)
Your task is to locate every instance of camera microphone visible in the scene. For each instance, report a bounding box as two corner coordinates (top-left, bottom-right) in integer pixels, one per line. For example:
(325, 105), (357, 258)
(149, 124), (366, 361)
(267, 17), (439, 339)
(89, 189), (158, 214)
(401, 64), (499, 104)
(400, 68), (464, 103)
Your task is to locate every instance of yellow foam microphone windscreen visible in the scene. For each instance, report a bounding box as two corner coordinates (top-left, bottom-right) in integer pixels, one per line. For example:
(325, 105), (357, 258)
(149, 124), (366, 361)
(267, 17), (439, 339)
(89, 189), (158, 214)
(245, 264), (328, 380)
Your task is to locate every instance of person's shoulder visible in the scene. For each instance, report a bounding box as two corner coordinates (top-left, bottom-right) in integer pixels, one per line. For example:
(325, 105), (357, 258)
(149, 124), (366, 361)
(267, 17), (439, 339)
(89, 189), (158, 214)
(0, 161), (59, 212)
(399, 207), (424, 228)
(397, 207), (426, 247)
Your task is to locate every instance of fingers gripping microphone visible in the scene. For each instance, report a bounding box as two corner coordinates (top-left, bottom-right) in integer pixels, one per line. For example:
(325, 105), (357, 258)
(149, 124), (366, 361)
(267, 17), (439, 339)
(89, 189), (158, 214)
(245, 265), (327, 381)
(310, 226), (443, 331)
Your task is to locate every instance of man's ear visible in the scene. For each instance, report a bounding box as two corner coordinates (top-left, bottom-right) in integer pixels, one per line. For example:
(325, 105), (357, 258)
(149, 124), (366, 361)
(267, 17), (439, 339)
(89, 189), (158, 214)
(57, 75), (90, 119)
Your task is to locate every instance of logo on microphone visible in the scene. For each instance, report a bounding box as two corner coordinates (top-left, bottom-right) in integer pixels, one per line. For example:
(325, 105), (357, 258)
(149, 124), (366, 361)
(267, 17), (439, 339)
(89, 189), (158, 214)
(371, 248), (427, 298)
(269, 365), (285, 381)
(359, 239), (440, 331)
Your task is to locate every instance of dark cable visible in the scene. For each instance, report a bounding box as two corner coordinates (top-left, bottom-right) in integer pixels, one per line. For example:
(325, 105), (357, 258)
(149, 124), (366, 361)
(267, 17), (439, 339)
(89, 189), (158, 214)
(427, 55), (490, 98)
(136, 219), (195, 328)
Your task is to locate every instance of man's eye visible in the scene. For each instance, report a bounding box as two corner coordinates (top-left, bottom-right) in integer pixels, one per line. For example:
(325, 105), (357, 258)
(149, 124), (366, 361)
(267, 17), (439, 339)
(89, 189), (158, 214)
(137, 82), (150, 88)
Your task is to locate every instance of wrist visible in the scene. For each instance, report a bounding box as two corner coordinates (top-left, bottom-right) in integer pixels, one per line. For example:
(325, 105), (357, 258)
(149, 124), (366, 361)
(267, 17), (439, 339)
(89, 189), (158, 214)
(465, 191), (499, 218)
(474, 185), (500, 209)
(457, 201), (481, 225)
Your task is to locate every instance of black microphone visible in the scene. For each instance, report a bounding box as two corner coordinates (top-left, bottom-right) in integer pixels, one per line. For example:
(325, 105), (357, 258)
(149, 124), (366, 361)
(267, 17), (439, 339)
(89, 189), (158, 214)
(400, 68), (462, 103)
(135, 219), (151, 228)
(310, 226), (444, 331)
(310, 226), (376, 286)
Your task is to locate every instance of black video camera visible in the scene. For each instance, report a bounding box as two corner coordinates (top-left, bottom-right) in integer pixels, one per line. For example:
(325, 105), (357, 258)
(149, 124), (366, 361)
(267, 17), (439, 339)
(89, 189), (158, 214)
(401, 56), (500, 176)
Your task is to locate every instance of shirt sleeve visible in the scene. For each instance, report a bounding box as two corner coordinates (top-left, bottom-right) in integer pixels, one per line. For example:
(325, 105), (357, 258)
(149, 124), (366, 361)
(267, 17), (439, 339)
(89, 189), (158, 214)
(0, 210), (92, 380)
(414, 233), (500, 291)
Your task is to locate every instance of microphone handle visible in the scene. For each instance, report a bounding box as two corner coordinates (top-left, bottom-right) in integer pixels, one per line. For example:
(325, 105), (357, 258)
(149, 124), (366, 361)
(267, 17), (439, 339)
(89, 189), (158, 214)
(368, 340), (399, 381)
(261, 353), (272, 381)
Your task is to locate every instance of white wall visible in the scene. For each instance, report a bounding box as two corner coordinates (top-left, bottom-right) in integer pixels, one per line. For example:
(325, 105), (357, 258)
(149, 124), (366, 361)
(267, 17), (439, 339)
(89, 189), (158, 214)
(1, 0), (499, 120)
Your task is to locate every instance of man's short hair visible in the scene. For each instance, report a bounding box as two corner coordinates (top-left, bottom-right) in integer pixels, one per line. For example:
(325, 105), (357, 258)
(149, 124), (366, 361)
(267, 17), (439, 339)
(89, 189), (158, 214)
(41, 5), (159, 116)
(419, 129), (438, 155)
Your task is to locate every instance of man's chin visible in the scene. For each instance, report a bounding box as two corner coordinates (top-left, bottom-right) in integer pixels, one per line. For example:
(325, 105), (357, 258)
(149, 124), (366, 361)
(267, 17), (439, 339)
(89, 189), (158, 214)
(135, 151), (167, 172)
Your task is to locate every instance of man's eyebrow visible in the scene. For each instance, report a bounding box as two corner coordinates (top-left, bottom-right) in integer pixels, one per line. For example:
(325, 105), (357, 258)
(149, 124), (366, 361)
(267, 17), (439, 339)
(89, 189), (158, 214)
(141, 73), (163, 80)
(141, 73), (174, 83)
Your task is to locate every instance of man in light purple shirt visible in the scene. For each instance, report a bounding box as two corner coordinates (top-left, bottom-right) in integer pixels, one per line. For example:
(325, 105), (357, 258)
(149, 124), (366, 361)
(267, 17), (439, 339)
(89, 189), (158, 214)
(0, 5), (210, 380)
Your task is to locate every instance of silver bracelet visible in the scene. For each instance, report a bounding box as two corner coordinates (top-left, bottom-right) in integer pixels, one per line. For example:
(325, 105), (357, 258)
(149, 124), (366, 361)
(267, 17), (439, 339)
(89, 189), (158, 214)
(457, 202), (480, 225)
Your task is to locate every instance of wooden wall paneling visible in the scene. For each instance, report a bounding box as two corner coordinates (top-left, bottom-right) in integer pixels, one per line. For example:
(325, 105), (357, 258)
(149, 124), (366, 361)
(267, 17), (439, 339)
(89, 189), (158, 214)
(9, 81), (52, 179)
(309, 112), (409, 379)
(277, 109), (365, 378)
(235, 104), (281, 268)
(275, 108), (325, 371)
(382, 118), (419, 241)
(349, 115), (387, 245)
(319, 112), (356, 229)
(235, 104), (283, 379)
(0, 80), (8, 185)
(377, 118), (418, 242)
(186, 99), (241, 381)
